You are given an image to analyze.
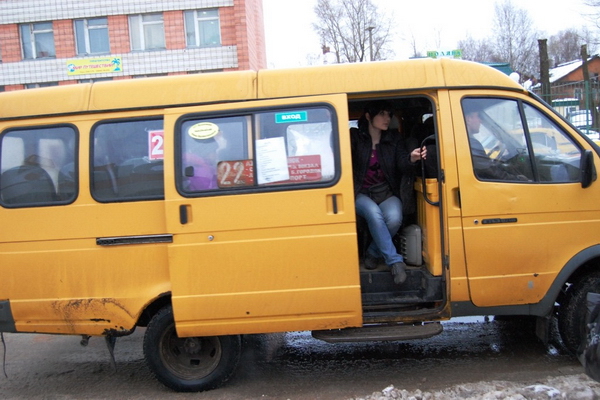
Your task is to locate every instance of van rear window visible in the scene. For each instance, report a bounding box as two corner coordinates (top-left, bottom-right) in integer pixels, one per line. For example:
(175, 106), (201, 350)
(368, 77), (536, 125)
(0, 125), (77, 207)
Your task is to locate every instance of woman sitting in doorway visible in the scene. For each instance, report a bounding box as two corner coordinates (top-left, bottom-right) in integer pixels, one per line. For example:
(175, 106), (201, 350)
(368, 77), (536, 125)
(351, 100), (426, 284)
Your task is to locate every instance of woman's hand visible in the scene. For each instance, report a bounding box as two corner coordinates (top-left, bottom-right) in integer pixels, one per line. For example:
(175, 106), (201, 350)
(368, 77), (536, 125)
(410, 146), (427, 163)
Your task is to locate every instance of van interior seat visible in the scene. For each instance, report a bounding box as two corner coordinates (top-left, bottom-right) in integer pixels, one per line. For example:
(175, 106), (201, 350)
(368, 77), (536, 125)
(0, 165), (57, 205)
(92, 163), (119, 200)
(57, 162), (76, 200)
(118, 158), (165, 198)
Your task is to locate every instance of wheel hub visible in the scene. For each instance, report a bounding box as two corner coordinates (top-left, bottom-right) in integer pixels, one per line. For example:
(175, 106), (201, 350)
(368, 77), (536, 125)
(182, 337), (202, 355)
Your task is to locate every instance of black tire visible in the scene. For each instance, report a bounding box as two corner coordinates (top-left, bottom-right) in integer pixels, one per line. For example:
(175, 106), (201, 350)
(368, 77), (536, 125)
(557, 270), (600, 354)
(143, 306), (241, 392)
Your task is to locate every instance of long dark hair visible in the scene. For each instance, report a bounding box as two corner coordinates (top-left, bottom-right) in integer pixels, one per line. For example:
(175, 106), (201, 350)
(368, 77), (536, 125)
(357, 100), (394, 131)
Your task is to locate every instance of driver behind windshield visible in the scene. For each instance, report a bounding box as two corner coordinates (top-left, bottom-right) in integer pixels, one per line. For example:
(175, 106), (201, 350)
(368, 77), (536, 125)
(464, 103), (528, 181)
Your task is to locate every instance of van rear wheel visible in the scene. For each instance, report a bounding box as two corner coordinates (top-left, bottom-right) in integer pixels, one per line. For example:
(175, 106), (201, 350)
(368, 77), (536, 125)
(143, 306), (241, 392)
(557, 271), (600, 354)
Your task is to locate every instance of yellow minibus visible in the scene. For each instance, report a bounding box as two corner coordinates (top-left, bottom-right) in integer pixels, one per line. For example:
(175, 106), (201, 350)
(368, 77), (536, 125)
(1, 58), (599, 392)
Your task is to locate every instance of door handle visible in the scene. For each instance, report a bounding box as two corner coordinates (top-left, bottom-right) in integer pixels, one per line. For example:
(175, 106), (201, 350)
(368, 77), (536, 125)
(179, 205), (190, 224)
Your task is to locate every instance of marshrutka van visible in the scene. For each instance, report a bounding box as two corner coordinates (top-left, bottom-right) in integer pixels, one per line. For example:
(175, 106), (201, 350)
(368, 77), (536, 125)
(1, 58), (599, 392)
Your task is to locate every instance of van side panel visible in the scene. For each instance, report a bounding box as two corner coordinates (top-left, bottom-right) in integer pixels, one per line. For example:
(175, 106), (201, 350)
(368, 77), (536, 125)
(163, 95), (364, 337)
(437, 89), (472, 303)
(1, 236), (171, 335)
(449, 90), (600, 308)
(0, 115), (172, 335)
(169, 223), (361, 336)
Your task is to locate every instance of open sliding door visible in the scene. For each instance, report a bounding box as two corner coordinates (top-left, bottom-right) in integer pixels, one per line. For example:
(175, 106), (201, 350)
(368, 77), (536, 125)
(162, 94), (363, 337)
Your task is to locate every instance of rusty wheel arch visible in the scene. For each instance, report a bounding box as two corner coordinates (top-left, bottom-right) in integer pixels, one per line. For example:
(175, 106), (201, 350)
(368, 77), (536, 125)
(136, 292), (172, 327)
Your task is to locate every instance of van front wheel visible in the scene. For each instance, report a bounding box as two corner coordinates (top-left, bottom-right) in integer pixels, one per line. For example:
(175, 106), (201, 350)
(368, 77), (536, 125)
(143, 306), (241, 392)
(557, 271), (600, 354)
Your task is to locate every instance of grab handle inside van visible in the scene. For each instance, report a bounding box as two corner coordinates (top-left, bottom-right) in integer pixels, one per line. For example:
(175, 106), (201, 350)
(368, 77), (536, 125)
(420, 135), (439, 206)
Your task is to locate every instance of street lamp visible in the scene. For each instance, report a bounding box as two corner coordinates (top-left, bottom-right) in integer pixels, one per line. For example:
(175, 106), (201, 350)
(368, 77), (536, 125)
(366, 26), (375, 61)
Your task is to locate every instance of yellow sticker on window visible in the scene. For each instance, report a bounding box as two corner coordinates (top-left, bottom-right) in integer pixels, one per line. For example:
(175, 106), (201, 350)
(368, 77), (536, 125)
(188, 122), (219, 139)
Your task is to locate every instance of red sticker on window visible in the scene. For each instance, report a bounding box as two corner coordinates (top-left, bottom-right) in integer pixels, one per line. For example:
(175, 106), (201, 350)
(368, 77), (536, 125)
(217, 160), (254, 187)
(217, 155), (322, 188)
(149, 130), (164, 160)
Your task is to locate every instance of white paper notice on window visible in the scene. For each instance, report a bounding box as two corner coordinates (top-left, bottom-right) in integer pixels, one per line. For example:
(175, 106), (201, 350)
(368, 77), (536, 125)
(256, 137), (290, 184)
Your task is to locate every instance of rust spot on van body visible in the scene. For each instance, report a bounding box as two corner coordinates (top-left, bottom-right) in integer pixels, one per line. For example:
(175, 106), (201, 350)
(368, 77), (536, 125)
(51, 298), (135, 334)
(103, 327), (132, 337)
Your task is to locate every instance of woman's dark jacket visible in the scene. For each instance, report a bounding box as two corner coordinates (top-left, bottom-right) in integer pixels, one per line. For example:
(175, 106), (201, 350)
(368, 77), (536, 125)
(350, 127), (417, 214)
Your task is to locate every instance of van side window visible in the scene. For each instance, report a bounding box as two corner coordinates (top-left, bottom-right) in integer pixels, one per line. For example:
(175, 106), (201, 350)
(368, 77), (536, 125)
(91, 118), (164, 202)
(523, 103), (581, 183)
(180, 115), (249, 191)
(0, 125), (77, 207)
(177, 106), (337, 194)
(462, 98), (534, 182)
(256, 108), (335, 185)
(462, 97), (582, 183)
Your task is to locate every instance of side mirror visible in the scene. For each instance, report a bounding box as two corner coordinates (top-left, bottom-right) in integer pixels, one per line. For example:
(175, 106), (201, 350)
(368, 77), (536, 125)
(581, 150), (596, 189)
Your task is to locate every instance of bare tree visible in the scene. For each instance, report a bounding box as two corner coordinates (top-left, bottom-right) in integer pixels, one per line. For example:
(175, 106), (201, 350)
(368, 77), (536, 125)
(458, 1), (598, 78)
(458, 35), (498, 63)
(492, 0), (539, 77)
(548, 28), (597, 67)
(313, 0), (394, 63)
(583, 0), (600, 29)
(456, 1), (539, 77)
(406, 32), (423, 59)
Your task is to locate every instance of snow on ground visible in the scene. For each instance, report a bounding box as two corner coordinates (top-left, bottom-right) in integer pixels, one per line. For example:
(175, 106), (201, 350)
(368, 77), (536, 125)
(351, 374), (600, 399)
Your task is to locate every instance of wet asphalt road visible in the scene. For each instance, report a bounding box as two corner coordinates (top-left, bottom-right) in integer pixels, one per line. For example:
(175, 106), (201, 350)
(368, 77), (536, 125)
(0, 317), (585, 399)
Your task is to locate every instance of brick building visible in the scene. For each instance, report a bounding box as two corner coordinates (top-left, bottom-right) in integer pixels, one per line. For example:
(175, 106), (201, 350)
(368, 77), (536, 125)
(0, 0), (266, 91)
(545, 56), (600, 121)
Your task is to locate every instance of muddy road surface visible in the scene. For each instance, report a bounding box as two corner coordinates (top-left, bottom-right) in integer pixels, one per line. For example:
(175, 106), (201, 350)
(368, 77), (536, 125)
(0, 317), (590, 399)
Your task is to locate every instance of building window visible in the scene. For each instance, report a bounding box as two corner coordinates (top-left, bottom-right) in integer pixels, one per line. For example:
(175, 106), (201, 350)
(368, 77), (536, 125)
(20, 22), (56, 59)
(130, 13), (165, 51)
(25, 82), (59, 89)
(184, 9), (221, 47)
(132, 73), (168, 79)
(75, 17), (110, 55)
(78, 78), (113, 83)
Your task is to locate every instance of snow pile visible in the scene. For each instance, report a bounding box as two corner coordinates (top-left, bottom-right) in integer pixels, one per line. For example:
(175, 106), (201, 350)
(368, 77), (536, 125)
(351, 374), (600, 399)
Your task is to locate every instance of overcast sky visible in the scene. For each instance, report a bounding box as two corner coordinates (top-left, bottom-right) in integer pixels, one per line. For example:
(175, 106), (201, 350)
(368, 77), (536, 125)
(262, 0), (596, 69)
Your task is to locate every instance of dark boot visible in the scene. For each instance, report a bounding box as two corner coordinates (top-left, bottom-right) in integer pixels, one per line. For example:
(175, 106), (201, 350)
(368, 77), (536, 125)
(364, 256), (379, 270)
(391, 262), (407, 284)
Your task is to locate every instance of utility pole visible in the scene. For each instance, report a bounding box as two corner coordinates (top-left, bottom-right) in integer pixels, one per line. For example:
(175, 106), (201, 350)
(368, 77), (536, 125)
(366, 26), (374, 61)
(580, 44), (596, 129)
(538, 39), (551, 104)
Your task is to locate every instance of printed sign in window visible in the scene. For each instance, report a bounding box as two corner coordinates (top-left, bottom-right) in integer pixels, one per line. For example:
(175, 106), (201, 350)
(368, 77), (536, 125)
(217, 155), (322, 188)
(285, 155), (322, 182)
(275, 111), (308, 123)
(256, 137), (290, 184)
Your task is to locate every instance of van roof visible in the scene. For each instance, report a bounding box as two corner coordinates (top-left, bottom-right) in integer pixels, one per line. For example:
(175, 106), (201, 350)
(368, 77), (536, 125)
(0, 58), (524, 120)
(257, 58), (524, 98)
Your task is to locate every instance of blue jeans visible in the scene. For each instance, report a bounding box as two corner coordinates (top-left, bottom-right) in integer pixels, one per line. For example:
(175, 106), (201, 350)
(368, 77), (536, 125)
(355, 193), (404, 265)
